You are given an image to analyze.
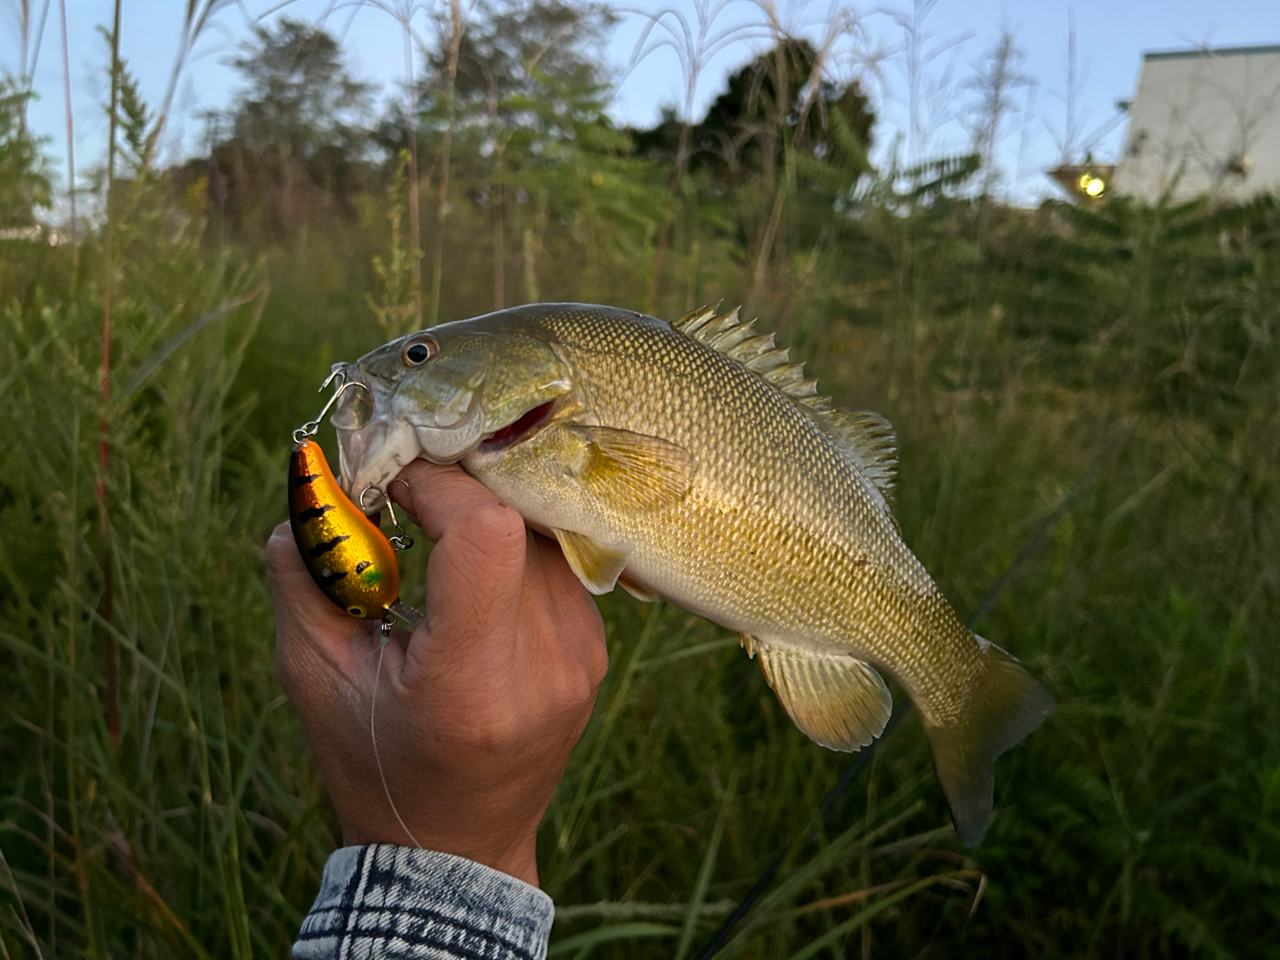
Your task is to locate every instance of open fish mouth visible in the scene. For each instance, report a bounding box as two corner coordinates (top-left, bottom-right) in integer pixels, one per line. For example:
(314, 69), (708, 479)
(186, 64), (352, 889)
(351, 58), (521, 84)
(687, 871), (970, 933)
(478, 399), (558, 453)
(336, 377), (563, 501)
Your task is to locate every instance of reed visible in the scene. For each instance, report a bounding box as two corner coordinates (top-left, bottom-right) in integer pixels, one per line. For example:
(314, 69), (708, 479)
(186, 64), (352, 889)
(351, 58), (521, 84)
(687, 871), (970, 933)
(1, 4), (1277, 957)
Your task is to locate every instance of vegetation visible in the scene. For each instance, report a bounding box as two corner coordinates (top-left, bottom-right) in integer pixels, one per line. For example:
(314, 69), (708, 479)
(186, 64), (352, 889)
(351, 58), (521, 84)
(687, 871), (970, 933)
(1, 4), (1277, 957)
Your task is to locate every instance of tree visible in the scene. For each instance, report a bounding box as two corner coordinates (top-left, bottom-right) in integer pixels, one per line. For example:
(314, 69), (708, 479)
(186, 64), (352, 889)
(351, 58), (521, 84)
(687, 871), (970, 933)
(416, 0), (640, 309)
(632, 39), (875, 184)
(229, 18), (371, 164)
(425, 0), (615, 135)
(208, 19), (373, 234)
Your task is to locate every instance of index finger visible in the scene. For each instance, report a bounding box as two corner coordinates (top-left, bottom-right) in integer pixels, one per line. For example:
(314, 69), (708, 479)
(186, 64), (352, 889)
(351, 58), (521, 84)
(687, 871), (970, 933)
(388, 460), (511, 541)
(389, 459), (530, 653)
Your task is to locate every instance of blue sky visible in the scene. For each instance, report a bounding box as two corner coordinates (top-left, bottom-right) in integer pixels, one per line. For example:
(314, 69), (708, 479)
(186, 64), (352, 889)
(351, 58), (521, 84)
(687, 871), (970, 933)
(5, 0), (1279, 205)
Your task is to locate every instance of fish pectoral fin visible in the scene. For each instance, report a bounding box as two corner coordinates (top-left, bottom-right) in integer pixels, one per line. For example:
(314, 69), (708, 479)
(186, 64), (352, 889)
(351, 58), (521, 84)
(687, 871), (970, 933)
(617, 570), (659, 603)
(749, 639), (893, 752)
(569, 425), (693, 511)
(553, 529), (630, 595)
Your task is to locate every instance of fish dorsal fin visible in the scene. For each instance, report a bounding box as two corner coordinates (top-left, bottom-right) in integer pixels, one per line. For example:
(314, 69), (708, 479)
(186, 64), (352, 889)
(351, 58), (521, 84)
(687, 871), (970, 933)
(671, 305), (825, 406)
(553, 529), (630, 595)
(825, 409), (899, 502)
(742, 635), (893, 751)
(671, 306), (899, 503)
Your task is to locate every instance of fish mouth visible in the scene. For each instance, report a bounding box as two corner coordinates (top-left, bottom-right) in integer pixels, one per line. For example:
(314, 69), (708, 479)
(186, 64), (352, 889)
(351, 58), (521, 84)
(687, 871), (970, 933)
(340, 397), (552, 499)
(334, 366), (488, 499)
(478, 400), (558, 453)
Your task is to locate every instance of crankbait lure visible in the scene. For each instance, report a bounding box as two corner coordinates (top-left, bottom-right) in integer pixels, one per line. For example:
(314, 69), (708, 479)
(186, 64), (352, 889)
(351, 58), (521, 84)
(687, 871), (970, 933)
(289, 374), (422, 630)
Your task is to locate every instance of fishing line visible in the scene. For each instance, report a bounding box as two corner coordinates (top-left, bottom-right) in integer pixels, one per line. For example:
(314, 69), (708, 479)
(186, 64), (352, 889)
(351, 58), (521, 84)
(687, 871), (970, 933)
(695, 434), (1125, 960)
(371, 628), (424, 850)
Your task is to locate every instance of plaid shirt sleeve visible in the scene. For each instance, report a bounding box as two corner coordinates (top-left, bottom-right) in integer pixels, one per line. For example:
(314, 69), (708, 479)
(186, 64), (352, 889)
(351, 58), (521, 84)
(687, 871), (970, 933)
(292, 845), (555, 960)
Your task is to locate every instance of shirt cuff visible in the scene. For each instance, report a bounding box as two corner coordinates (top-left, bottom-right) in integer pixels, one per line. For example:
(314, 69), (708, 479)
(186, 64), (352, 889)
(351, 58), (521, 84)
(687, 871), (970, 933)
(293, 844), (554, 960)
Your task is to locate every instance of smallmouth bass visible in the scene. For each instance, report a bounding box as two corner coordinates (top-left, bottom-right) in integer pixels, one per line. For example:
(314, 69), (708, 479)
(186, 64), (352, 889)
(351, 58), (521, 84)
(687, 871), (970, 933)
(332, 303), (1053, 845)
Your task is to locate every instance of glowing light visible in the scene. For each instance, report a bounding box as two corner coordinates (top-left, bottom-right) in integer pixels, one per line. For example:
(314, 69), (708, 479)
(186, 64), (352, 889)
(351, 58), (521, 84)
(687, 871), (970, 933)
(1078, 173), (1107, 198)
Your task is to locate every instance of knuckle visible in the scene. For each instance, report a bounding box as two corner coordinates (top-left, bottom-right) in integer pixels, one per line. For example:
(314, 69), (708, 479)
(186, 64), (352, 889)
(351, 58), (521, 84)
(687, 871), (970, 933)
(455, 502), (527, 564)
(546, 657), (599, 709)
(473, 501), (527, 541)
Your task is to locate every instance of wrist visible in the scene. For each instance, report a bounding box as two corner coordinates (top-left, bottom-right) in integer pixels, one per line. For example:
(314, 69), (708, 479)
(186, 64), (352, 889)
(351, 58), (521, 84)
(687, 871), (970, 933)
(340, 816), (541, 887)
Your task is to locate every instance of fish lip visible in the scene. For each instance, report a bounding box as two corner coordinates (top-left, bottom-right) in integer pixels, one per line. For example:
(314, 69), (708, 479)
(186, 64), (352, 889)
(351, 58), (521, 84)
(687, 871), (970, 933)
(337, 417), (420, 504)
(338, 388), (489, 498)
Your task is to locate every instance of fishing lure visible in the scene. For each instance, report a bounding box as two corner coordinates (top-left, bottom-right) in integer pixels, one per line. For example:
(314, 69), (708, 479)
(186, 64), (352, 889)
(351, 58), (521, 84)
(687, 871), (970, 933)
(289, 374), (421, 630)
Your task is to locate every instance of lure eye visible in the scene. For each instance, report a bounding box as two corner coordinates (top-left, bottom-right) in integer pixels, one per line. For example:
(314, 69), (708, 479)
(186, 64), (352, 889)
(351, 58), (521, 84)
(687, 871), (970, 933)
(402, 336), (438, 366)
(347, 605), (367, 617)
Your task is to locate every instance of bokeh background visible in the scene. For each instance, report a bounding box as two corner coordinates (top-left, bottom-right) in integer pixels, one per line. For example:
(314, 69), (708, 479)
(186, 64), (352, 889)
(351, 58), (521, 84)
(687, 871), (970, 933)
(1, 1), (1277, 956)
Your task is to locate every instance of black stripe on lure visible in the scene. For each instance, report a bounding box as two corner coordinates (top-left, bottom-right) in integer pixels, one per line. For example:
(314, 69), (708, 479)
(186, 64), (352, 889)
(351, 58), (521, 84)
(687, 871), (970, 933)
(289, 375), (422, 631)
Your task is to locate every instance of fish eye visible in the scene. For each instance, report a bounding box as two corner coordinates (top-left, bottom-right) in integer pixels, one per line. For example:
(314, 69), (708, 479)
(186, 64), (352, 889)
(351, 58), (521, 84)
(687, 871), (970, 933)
(402, 336), (438, 366)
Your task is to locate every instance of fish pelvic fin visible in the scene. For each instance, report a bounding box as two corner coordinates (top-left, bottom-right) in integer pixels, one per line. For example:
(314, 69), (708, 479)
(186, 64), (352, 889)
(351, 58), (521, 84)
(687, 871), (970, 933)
(553, 529), (630, 595)
(923, 638), (1055, 847)
(617, 570), (659, 602)
(745, 636), (893, 751)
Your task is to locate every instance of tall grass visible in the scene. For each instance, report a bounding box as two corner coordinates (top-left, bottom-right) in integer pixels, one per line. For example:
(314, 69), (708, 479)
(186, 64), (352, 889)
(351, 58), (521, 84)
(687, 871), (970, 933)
(2, 6), (1279, 958)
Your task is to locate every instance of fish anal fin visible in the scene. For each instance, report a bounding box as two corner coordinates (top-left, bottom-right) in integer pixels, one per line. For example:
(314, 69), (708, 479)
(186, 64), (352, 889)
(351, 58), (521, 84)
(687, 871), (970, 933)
(826, 409), (899, 502)
(553, 529), (630, 595)
(617, 570), (659, 603)
(570, 425), (693, 511)
(750, 640), (893, 752)
(922, 637), (1055, 847)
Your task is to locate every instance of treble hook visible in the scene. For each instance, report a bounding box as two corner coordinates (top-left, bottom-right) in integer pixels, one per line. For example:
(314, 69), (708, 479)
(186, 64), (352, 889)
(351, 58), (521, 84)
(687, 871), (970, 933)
(292, 374), (370, 444)
(360, 482), (415, 552)
(386, 479), (415, 550)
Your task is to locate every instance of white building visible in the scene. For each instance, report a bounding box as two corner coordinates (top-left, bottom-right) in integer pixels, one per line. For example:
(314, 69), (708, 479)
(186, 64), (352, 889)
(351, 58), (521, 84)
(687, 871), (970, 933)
(1112, 44), (1280, 203)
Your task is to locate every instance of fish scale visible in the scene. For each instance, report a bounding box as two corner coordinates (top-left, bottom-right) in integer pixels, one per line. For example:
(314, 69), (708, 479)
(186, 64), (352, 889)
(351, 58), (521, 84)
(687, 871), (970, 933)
(334, 302), (1054, 846)
(542, 310), (946, 682)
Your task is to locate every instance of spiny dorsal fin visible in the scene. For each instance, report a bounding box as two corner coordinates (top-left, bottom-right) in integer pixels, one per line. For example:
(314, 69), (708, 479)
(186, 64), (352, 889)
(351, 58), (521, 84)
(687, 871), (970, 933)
(671, 305), (827, 407)
(825, 410), (899, 502)
(671, 305), (899, 504)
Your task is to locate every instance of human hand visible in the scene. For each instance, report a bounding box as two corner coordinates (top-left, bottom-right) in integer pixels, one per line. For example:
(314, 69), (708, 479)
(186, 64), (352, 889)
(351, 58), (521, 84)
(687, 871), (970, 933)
(267, 459), (608, 887)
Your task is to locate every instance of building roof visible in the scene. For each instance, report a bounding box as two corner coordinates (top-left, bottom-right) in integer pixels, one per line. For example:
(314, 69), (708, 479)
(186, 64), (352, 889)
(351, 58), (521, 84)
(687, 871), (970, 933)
(1144, 44), (1280, 62)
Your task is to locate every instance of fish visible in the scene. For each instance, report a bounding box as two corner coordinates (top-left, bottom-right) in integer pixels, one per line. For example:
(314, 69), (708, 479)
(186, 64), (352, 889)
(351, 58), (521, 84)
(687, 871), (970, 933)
(330, 302), (1054, 846)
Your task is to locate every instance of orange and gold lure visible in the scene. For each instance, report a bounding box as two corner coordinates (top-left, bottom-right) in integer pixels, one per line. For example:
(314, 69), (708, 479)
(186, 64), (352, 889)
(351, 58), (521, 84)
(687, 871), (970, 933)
(289, 439), (402, 619)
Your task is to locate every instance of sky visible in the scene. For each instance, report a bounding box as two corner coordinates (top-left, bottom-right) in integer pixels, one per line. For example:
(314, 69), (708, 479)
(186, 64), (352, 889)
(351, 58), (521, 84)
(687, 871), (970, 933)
(5, 0), (1279, 207)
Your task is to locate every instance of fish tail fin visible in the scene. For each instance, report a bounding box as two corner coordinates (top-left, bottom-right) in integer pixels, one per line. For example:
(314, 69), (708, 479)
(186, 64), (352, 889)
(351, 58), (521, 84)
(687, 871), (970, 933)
(922, 637), (1054, 847)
